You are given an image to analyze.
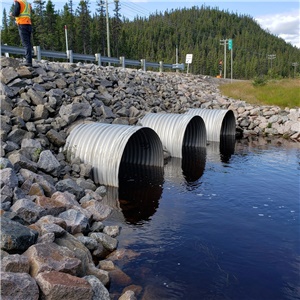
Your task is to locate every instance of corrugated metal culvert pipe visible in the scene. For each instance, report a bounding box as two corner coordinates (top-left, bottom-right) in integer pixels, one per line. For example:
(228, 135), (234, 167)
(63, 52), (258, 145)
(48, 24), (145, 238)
(140, 113), (207, 158)
(64, 123), (164, 187)
(186, 109), (236, 142)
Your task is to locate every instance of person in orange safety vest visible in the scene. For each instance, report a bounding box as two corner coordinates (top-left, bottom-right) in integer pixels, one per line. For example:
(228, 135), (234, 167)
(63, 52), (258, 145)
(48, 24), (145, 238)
(10, 0), (33, 67)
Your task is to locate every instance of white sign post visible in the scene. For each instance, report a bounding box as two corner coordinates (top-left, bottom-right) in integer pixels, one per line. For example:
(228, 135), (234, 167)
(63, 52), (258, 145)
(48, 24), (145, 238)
(186, 54), (193, 74)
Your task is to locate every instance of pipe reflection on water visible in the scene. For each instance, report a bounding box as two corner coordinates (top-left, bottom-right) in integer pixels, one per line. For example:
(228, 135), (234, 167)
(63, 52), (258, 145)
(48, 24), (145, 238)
(206, 135), (236, 163)
(104, 137), (236, 224)
(118, 164), (164, 224)
(165, 147), (207, 190)
(104, 164), (164, 224)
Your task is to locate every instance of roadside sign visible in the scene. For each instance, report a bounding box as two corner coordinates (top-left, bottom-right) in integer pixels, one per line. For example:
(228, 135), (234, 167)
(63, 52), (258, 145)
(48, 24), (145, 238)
(228, 39), (233, 50)
(186, 54), (193, 64)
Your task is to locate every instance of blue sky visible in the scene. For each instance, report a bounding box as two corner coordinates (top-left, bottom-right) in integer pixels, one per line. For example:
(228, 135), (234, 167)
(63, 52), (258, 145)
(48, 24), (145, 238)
(1, 0), (299, 48)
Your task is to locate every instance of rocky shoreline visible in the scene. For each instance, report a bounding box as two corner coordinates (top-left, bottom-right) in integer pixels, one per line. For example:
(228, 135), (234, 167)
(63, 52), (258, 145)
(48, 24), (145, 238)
(0, 57), (299, 300)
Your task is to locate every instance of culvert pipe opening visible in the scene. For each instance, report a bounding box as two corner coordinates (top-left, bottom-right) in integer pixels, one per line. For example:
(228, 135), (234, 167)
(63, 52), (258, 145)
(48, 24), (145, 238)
(121, 127), (164, 167)
(220, 110), (236, 137)
(140, 113), (207, 158)
(183, 115), (207, 148)
(64, 123), (164, 187)
(186, 109), (236, 142)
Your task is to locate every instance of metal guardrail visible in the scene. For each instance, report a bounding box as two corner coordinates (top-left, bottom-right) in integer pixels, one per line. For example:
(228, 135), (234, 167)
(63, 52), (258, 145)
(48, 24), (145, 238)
(1, 44), (185, 72)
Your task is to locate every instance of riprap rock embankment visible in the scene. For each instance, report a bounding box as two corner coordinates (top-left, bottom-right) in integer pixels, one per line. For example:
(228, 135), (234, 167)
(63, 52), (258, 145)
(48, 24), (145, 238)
(0, 57), (299, 300)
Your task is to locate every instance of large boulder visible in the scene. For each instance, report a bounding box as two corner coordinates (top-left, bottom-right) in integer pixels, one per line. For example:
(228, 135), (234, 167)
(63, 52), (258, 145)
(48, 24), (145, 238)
(0, 272), (39, 300)
(36, 271), (93, 300)
(1, 217), (38, 253)
(23, 242), (82, 277)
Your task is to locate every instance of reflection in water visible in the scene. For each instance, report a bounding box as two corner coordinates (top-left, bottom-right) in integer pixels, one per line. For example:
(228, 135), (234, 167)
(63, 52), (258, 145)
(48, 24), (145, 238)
(105, 146), (207, 224)
(206, 135), (236, 163)
(109, 137), (300, 299)
(182, 146), (206, 183)
(117, 164), (164, 224)
(164, 146), (206, 189)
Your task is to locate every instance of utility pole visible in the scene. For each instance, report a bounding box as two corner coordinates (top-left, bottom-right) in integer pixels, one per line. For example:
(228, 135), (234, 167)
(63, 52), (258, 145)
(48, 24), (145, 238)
(267, 54), (276, 69)
(105, 0), (111, 60)
(105, 0), (119, 65)
(64, 25), (69, 55)
(220, 39), (227, 78)
(176, 45), (178, 73)
(228, 39), (233, 82)
(292, 62), (299, 78)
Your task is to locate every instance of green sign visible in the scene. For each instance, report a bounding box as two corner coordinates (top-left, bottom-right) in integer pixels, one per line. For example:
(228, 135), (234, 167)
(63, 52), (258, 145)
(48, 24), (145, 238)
(228, 39), (233, 50)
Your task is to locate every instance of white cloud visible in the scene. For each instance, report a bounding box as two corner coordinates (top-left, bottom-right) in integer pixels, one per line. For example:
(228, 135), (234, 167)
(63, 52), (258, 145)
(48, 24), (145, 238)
(255, 10), (300, 48)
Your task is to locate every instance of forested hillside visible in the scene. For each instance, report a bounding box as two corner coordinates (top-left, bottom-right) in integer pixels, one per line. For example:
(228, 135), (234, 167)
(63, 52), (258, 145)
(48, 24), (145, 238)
(2, 1), (299, 79)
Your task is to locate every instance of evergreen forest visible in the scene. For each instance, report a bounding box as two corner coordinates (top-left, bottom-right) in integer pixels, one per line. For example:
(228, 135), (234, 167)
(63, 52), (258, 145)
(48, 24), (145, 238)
(1, 0), (300, 79)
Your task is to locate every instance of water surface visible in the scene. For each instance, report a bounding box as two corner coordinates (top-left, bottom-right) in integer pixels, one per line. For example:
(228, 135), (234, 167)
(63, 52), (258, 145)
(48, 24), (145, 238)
(105, 137), (300, 300)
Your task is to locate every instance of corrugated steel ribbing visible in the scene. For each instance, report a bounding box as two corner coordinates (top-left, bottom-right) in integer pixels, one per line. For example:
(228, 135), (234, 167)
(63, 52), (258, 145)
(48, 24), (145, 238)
(64, 123), (164, 187)
(186, 109), (236, 142)
(140, 113), (206, 158)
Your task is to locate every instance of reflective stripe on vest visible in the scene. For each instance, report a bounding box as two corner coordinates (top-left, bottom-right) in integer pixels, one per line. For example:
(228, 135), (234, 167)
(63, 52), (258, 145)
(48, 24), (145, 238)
(15, 0), (31, 25)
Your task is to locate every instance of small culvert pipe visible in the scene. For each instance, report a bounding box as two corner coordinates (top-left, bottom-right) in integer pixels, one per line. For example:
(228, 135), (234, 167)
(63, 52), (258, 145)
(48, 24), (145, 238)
(140, 113), (207, 158)
(64, 123), (164, 187)
(186, 109), (236, 142)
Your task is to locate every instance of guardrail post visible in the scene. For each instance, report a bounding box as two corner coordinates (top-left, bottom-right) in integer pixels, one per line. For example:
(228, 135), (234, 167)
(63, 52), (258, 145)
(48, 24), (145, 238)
(159, 61), (163, 73)
(67, 50), (73, 63)
(33, 46), (41, 61)
(95, 53), (101, 66)
(3, 44), (9, 57)
(120, 56), (125, 69)
(141, 59), (146, 71)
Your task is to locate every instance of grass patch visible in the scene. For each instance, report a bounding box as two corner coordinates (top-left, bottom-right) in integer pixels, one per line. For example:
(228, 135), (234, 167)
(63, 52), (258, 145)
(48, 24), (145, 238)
(219, 78), (300, 108)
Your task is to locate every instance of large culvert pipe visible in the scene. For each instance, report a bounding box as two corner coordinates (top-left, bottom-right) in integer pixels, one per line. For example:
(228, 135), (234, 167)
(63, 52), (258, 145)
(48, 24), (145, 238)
(186, 109), (236, 142)
(64, 123), (164, 187)
(140, 113), (206, 158)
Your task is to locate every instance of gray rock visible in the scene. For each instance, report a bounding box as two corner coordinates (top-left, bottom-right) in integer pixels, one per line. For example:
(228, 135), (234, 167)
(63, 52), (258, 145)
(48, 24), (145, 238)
(0, 67), (19, 84)
(119, 290), (137, 300)
(89, 232), (118, 252)
(36, 271), (93, 300)
(19, 168), (56, 197)
(76, 178), (96, 191)
(58, 208), (90, 234)
(100, 104), (115, 119)
(0, 272), (39, 300)
(8, 152), (38, 172)
(7, 128), (27, 145)
(1, 254), (30, 273)
(10, 198), (46, 224)
(37, 150), (61, 174)
(90, 221), (105, 232)
(55, 232), (94, 277)
(27, 88), (45, 105)
(0, 168), (18, 188)
(81, 200), (112, 221)
(23, 242), (82, 277)
(40, 222), (66, 238)
(79, 163), (92, 178)
(46, 129), (65, 147)
(59, 102), (92, 124)
(76, 236), (98, 250)
(95, 185), (107, 197)
(55, 178), (85, 200)
(103, 225), (121, 238)
(84, 275), (110, 300)
(86, 263), (110, 286)
(12, 106), (32, 121)
(0, 217), (38, 252)
(34, 104), (49, 120)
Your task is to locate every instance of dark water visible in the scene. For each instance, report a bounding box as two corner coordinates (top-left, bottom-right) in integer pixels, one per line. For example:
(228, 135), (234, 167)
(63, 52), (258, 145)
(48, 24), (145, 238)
(105, 137), (300, 300)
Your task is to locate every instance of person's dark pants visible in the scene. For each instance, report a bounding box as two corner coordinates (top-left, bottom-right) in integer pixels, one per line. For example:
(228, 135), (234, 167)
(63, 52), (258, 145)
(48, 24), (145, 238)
(18, 24), (32, 65)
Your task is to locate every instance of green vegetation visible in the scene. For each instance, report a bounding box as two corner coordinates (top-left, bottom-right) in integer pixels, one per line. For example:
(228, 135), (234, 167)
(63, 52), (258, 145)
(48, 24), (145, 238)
(219, 79), (300, 108)
(2, 3), (299, 79)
